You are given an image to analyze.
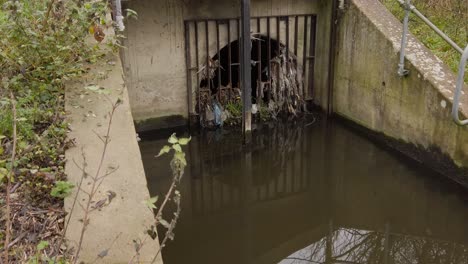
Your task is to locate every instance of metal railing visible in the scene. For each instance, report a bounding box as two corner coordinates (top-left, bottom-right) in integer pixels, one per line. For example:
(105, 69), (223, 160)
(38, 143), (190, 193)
(396, 0), (468, 125)
(452, 46), (468, 126)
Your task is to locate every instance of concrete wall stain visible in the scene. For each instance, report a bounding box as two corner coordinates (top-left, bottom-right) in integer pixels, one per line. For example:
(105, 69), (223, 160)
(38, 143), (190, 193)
(333, 0), (468, 173)
(121, 0), (332, 129)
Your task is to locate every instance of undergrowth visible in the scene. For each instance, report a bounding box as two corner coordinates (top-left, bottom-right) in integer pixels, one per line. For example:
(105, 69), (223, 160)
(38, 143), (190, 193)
(0, 0), (113, 262)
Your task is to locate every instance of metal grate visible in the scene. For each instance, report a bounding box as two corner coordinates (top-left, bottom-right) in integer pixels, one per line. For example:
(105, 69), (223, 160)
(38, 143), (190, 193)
(184, 15), (317, 117)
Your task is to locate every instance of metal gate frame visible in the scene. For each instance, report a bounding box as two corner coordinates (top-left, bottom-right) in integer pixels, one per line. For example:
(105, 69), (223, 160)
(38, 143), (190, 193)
(184, 14), (317, 118)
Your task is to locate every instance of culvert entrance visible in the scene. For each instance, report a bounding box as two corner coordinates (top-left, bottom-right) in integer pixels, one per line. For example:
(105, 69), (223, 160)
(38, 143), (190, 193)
(184, 15), (317, 126)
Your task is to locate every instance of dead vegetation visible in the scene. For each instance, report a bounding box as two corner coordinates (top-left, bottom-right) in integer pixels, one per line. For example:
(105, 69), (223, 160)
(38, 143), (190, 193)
(198, 42), (308, 127)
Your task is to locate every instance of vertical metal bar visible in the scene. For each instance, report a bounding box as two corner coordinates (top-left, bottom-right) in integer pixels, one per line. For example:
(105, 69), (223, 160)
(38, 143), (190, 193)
(276, 17), (280, 102)
(327, 0), (339, 115)
(302, 16), (309, 77)
(308, 16), (316, 99)
(294, 16), (298, 56)
(257, 17), (262, 102)
(267, 18), (272, 102)
(241, 0), (252, 136)
(302, 16), (308, 99)
(452, 45), (468, 125)
(195, 22), (200, 113)
(238, 18), (241, 89)
(185, 21), (193, 116)
(228, 20), (232, 98)
(216, 21), (221, 99)
(205, 20), (211, 95)
(398, 0), (411, 76)
(286, 17), (290, 73)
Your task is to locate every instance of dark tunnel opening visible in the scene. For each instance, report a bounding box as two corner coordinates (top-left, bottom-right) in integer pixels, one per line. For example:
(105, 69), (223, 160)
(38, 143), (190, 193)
(200, 35), (284, 104)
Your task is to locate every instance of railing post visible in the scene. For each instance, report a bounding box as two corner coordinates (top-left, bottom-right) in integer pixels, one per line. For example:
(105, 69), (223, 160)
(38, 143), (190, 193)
(241, 0), (252, 141)
(451, 45), (468, 126)
(398, 0), (411, 76)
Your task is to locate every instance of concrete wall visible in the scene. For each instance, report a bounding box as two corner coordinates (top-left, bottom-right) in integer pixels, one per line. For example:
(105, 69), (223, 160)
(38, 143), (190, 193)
(333, 0), (468, 173)
(121, 0), (333, 131)
(65, 21), (162, 262)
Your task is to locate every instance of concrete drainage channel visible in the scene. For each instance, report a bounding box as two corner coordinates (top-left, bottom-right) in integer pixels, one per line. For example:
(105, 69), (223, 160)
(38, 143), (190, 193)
(62, 0), (468, 262)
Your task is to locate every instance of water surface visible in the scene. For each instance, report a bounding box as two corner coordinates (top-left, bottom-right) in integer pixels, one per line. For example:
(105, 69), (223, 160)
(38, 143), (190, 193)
(139, 118), (468, 264)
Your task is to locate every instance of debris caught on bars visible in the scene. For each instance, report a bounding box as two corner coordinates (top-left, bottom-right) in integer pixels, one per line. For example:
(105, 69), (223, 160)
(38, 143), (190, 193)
(197, 39), (306, 127)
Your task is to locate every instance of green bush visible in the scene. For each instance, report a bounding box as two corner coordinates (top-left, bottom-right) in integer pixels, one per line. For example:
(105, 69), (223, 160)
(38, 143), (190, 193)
(0, 0), (109, 175)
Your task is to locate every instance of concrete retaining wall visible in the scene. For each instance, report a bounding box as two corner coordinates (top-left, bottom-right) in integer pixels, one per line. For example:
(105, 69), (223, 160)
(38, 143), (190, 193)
(65, 23), (162, 262)
(333, 0), (468, 176)
(121, 0), (333, 131)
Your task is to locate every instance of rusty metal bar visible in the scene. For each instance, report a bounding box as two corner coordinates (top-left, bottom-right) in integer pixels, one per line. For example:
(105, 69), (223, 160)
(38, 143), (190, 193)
(238, 18), (241, 89)
(195, 22), (201, 113)
(257, 17), (262, 101)
(228, 20), (232, 95)
(241, 0), (252, 135)
(307, 16), (316, 99)
(276, 17), (280, 102)
(294, 16), (298, 56)
(184, 21), (193, 116)
(286, 17), (290, 72)
(267, 18), (272, 102)
(205, 20), (211, 96)
(302, 16), (308, 99)
(216, 20), (221, 99)
(185, 14), (317, 22)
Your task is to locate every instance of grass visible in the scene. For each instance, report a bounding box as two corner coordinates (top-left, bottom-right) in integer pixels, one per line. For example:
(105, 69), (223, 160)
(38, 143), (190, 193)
(380, 0), (467, 82)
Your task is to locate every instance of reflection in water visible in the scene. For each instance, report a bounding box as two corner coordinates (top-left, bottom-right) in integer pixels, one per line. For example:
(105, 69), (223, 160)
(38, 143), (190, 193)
(139, 117), (468, 264)
(281, 227), (468, 264)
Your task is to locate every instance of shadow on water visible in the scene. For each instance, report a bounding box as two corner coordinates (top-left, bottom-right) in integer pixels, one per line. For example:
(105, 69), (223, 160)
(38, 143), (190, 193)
(139, 117), (468, 264)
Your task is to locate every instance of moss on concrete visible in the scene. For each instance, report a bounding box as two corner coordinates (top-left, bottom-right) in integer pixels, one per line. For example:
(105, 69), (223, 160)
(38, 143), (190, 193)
(135, 115), (188, 132)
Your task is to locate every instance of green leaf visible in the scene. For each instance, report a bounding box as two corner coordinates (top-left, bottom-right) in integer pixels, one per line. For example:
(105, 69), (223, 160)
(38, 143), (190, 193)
(85, 84), (109, 94)
(174, 152), (187, 167)
(0, 147), (3, 155)
(168, 133), (178, 144)
(159, 218), (171, 228)
(156, 145), (171, 157)
(0, 168), (7, 183)
(85, 84), (100, 91)
(172, 144), (182, 153)
(51, 181), (74, 198)
(37, 240), (49, 250)
(0, 135), (5, 140)
(125, 9), (138, 19)
(145, 196), (158, 209)
(178, 137), (191, 145)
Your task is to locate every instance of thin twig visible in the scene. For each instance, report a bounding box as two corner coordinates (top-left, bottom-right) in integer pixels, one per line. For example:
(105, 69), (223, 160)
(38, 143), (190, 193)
(54, 150), (87, 263)
(73, 101), (119, 263)
(42, 0), (57, 29)
(150, 169), (183, 264)
(3, 92), (17, 263)
(128, 173), (179, 264)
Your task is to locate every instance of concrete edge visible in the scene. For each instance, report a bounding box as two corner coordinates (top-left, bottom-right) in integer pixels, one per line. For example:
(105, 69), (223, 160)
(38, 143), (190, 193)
(351, 0), (468, 119)
(64, 18), (163, 263)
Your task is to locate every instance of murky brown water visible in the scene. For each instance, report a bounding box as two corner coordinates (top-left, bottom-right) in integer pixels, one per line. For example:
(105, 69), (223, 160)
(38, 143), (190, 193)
(139, 117), (468, 264)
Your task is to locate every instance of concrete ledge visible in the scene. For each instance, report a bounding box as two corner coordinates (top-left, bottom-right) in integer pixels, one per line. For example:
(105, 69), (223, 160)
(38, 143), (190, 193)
(64, 26), (162, 263)
(333, 0), (468, 170)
